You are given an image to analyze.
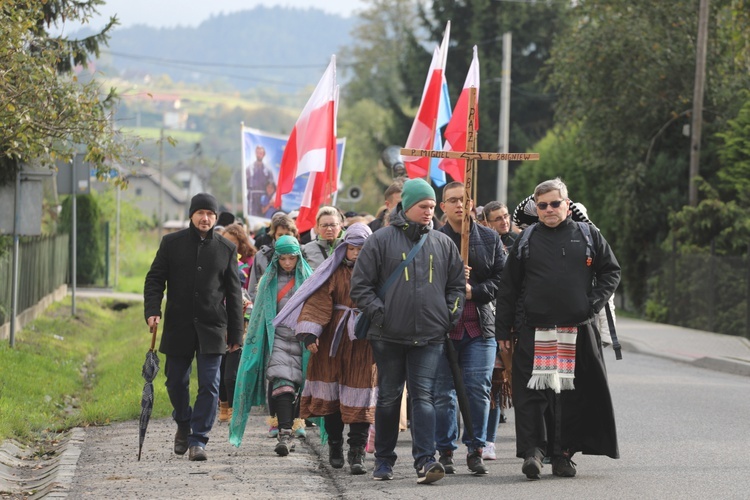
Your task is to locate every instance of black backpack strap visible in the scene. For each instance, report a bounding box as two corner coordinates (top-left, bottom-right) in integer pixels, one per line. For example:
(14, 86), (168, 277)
(605, 301), (622, 360)
(576, 221), (595, 263)
(515, 223), (537, 261)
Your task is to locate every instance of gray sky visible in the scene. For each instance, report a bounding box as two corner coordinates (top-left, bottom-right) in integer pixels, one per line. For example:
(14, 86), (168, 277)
(73, 0), (366, 29)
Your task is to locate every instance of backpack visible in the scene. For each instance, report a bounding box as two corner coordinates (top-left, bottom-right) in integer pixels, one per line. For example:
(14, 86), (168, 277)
(516, 220), (594, 265)
(515, 221), (622, 360)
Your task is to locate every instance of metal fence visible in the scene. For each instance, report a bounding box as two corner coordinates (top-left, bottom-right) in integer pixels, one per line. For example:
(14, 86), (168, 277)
(0, 234), (69, 325)
(647, 242), (750, 338)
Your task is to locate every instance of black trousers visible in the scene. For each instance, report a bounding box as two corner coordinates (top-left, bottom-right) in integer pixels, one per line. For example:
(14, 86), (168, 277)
(218, 349), (242, 407)
(324, 411), (369, 448)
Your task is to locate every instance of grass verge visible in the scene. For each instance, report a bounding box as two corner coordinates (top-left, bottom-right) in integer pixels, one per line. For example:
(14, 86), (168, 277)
(0, 296), (178, 444)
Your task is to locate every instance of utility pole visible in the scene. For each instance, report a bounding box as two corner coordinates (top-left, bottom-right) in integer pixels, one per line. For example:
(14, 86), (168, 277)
(71, 156), (77, 316)
(158, 127), (164, 239)
(10, 161), (21, 348)
(111, 111), (120, 288)
(496, 32), (512, 205)
(689, 0), (710, 207)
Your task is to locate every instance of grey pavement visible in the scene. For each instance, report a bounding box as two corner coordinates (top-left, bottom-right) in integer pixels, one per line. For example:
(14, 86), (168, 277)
(616, 316), (750, 377)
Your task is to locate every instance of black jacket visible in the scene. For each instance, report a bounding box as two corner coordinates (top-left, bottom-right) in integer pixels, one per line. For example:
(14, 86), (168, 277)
(350, 208), (465, 345)
(495, 217), (621, 339)
(144, 222), (244, 356)
(439, 220), (505, 338)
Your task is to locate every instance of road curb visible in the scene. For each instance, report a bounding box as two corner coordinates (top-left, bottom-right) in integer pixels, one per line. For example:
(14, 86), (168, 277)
(619, 337), (750, 378)
(0, 428), (84, 498)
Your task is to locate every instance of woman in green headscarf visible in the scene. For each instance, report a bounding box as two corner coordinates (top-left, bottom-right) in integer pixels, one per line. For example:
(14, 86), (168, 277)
(229, 235), (312, 455)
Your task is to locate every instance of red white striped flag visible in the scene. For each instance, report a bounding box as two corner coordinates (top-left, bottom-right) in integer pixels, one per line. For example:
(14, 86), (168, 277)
(275, 56), (338, 233)
(439, 45), (480, 182)
(402, 22), (451, 179)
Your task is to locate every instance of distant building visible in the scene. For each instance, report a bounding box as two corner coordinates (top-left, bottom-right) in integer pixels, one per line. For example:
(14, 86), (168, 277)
(98, 165), (189, 224)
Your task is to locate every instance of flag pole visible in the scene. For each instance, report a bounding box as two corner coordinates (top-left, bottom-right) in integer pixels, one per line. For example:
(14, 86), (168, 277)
(425, 116), (438, 182)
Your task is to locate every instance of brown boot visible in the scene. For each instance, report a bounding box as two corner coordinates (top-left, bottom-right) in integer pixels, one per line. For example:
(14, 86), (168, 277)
(218, 401), (229, 422)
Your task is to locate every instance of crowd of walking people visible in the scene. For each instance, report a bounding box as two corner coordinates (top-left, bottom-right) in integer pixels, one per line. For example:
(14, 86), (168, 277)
(144, 175), (621, 485)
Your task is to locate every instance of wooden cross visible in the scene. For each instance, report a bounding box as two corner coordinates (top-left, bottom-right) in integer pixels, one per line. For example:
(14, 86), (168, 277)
(400, 88), (539, 262)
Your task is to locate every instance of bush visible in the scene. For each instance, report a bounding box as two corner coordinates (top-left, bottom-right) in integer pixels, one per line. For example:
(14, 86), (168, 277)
(58, 194), (105, 285)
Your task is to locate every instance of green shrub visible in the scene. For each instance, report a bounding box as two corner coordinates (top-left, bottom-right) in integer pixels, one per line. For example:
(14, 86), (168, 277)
(58, 194), (105, 285)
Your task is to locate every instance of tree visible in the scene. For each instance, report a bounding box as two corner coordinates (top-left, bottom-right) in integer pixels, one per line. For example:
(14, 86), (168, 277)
(545, 0), (750, 309)
(337, 98), (396, 214)
(716, 90), (750, 207)
(341, 0), (418, 109)
(34, 0), (118, 73)
(340, 0), (567, 206)
(0, 1), (134, 186)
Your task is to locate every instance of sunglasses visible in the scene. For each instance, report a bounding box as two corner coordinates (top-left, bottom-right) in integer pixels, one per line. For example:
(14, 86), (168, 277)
(536, 200), (565, 210)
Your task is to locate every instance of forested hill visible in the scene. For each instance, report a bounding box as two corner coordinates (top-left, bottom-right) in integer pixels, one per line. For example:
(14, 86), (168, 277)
(95, 5), (357, 91)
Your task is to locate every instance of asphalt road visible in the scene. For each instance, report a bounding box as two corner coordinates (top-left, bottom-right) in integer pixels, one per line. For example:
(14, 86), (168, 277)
(63, 350), (750, 499)
(327, 350), (750, 499)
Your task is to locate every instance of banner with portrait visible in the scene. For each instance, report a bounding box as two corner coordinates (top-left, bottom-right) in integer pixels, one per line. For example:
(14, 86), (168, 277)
(241, 125), (345, 223)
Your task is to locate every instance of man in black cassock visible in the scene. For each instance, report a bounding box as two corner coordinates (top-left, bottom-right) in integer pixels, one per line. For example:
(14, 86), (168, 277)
(495, 177), (620, 480)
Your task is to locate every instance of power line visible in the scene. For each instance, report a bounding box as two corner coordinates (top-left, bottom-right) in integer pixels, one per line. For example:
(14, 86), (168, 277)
(101, 50), (349, 70)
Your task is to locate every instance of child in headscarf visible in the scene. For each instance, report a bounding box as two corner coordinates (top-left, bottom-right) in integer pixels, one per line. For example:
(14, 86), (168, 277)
(275, 223), (376, 474)
(229, 235), (312, 456)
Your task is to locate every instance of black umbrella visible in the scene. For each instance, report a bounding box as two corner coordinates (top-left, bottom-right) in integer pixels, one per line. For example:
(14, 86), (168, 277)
(444, 336), (474, 442)
(138, 324), (160, 461)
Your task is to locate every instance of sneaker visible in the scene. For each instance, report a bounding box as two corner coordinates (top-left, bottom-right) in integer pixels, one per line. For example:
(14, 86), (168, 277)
(174, 425), (190, 455)
(438, 450), (456, 474)
(188, 445), (207, 461)
(522, 456), (542, 480)
(467, 450), (489, 475)
(499, 413), (508, 424)
(417, 459), (445, 485)
(274, 429), (295, 457)
(482, 442), (496, 460)
(329, 442), (345, 469)
(372, 459), (393, 480)
(347, 446), (367, 475)
(551, 455), (577, 477)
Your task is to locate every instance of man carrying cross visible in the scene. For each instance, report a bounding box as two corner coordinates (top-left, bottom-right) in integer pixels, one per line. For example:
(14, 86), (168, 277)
(433, 181), (505, 475)
(495, 177), (621, 480)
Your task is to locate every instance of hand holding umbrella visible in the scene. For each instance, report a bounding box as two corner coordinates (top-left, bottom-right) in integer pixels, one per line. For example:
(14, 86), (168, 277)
(138, 321), (160, 461)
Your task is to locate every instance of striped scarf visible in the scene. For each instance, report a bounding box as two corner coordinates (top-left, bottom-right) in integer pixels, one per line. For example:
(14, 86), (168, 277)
(527, 326), (577, 394)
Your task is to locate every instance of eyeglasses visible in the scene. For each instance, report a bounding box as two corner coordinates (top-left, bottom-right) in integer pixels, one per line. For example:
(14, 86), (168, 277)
(444, 197), (465, 205)
(319, 223), (340, 229)
(536, 200), (565, 210)
(487, 214), (511, 223)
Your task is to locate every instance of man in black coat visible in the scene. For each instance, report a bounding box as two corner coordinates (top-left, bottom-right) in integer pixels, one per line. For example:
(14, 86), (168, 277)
(495, 178), (620, 480)
(144, 193), (244, 462)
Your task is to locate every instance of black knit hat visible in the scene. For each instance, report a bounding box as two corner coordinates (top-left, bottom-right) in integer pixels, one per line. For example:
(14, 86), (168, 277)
(189, 193), (219, 217)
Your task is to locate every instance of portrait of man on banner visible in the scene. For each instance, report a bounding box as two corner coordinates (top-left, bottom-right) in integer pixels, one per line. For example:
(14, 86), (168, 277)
(241, 127), (345, 222)
(245, 144), (276, 217)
